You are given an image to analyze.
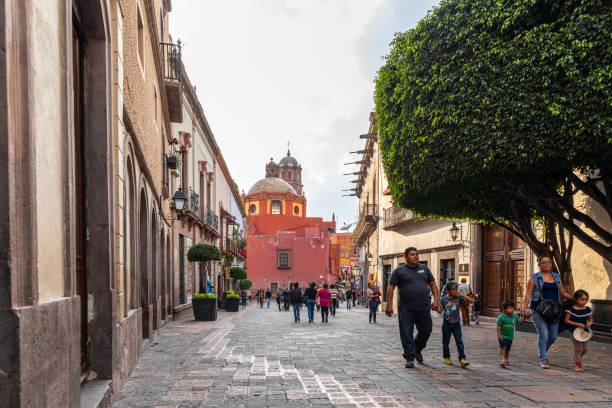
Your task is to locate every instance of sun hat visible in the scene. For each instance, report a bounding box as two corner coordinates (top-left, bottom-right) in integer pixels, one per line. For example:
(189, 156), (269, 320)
(572, 327), (593, 343)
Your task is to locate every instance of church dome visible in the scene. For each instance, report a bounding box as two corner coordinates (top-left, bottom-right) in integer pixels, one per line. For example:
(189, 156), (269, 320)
(248, 177), (298, 195)
(279, 151), (298, 166)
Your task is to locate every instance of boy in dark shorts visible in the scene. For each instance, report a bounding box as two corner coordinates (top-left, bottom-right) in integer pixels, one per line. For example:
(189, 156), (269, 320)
(497, 301), (523, 367)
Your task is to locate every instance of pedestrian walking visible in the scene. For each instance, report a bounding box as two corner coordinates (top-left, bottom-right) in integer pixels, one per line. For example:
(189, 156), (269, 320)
(276, 292), (282, 311)
(317, 284), (332, 323)
(438, 281), (473, 368)
(265, 289), (272, 308)
(304, 282), (317, 322)
(258, 289), (265, 308)
(241, 289), (248, 309)
(330, 284), (339, 316)
(385, 247), (439, 368)
(564, 290), (593, 372)
(283, 288), (291, 311)
(523, 256), (572, 369)
(346, 288), (352, 309)
(458, 277), (473, 325)
(290, 283), (303, 322)
(367, 281), (381, 323)
(497, 301), (523, 368)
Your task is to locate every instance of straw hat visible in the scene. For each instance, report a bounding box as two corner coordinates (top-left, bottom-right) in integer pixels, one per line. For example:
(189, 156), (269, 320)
(572, 327), (593, 343)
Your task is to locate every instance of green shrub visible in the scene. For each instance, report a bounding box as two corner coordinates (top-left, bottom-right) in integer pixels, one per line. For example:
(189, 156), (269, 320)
(187, 244), (221, 263)
(229, 267), (246, 280)
(226, 290), (240, 299)
(193, 292), (216, 299)
(239, 279), (252, 289)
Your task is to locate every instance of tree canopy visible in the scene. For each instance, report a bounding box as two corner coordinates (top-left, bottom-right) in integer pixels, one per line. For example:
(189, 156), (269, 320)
(229, 267), (247, 280)
(375, 0), (612, 265)
(187, 244), (222, 263)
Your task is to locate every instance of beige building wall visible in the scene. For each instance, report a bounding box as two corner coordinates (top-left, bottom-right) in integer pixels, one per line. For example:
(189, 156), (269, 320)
(566, 191), (611, 300)
(31, 0), (67, 302)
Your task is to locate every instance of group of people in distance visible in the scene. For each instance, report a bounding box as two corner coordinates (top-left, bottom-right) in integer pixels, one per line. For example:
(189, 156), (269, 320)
(385, 247), (594, 372)
(250, 282), (357, 323)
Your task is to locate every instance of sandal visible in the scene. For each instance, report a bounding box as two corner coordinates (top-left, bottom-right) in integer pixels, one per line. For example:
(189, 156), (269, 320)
(540, 362), (550, 369)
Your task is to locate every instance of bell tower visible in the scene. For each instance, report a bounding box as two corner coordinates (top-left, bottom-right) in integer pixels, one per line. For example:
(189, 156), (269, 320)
(278, 144), (303, 196)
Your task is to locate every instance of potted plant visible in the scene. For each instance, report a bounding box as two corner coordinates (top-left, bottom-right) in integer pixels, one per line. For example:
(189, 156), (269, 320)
(167, 143), (181, 170)
(187, 243), (222, 265)
(225, 290), (240, 312)
(192, 292), (217, 321)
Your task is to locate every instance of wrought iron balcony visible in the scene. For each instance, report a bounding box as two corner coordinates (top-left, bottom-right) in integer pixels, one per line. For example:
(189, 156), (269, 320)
(353, 203), (378, 244)
(160, 42), (182, 82)
(383, 206), (413, 230)
(160, 42), (183, 122)
(189, 190), (199, 215)
(204, 209), (219, 231)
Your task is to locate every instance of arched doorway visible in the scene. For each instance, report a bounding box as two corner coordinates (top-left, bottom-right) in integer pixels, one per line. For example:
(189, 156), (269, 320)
(151, 209), (158, 330)
(139, 190), (149, 338)
(161, 228), (167, 320)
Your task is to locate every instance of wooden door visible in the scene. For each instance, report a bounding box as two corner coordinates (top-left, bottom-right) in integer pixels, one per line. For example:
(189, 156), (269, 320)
(482, 225), (525, 316)
(73, 25), (89, 381)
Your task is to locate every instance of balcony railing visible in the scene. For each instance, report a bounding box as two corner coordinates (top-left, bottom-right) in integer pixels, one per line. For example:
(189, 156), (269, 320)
(160, 42), (182, 82)
(189, 190), (199, 215)
(383, 206), (413, 229)
(360, 203), (378, 220)
(204, 209), (219, 231)
(160, 42), (183, 122)
(353, 203), (378, 244)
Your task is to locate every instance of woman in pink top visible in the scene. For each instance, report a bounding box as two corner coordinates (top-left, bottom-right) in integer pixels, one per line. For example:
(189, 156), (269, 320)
(317, 283), (332, 323)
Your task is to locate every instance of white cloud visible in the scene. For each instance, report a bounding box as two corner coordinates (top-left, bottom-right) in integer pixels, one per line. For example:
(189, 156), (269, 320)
(170, 0), (438, 225)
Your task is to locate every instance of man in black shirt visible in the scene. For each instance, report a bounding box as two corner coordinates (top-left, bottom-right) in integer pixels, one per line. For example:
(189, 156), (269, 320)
(385, 247), (439, 368)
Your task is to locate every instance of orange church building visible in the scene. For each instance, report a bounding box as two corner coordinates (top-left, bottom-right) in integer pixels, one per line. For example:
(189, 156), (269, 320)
(242, 150), (336, 293)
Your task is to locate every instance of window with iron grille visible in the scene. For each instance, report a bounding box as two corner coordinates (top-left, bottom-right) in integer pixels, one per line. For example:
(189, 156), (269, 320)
(278, 250), (291, 269)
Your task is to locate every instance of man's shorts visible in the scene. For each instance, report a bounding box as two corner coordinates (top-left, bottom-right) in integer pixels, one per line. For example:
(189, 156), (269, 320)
(499, 338), (513, 351)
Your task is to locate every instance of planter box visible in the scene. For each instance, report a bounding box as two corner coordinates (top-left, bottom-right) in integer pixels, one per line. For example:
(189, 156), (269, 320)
(592, 299), (612, 326)
(167, 156), (178, 169)
(226, 297), (240, 312)
(192, 298), (217, 321)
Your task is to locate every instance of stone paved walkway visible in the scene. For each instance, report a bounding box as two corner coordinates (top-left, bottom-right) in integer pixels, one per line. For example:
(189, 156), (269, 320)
(112, 302), (612, 407)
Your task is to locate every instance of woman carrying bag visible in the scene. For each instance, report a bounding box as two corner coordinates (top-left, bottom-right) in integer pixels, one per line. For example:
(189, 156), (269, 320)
(523, 256), (572, 369)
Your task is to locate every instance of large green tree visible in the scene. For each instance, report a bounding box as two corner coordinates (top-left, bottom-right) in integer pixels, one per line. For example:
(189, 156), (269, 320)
(375, 0), (612, 284)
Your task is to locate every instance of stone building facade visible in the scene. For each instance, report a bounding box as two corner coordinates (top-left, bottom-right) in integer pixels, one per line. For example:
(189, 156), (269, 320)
(1, 0), (244, 405)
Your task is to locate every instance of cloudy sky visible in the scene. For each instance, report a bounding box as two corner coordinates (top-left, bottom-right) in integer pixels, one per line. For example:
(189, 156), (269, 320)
(170, 0), (438, 230)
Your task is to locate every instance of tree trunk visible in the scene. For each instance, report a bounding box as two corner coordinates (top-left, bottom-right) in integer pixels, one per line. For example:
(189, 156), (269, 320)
(495, 201), (574, 293)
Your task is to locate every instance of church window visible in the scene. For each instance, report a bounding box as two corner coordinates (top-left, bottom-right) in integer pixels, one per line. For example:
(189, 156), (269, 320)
(271, 200), (281, 215)
(293, 205), (299, 215)
(278, 250), (291, 269)
(249, 204), (256, 214)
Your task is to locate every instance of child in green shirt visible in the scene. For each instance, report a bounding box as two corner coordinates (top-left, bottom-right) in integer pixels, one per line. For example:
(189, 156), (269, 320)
(497, 301), (523, 367)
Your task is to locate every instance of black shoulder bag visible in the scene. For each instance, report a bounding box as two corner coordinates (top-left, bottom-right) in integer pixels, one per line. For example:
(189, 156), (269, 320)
(535, 281), (562, 323)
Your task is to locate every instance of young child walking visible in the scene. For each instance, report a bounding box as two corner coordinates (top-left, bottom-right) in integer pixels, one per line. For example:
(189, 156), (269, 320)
(497, 301), (522, 367)
(438, 281), (474, 368)
(564, 290), (593, 372)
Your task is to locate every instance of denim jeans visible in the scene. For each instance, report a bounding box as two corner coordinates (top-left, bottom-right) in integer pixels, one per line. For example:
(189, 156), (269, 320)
(442, 320), (466, 360)
(331, 299), (338, 315)
(241, 298), (247, 308)
(369, 299), (378, 322)
(531, 309), (559, 362)
(346, 298), (352, 309)
(398, 304), (432, 361)
(293, 304), (300, 320)
(321, 306), (329, 321)
(307, 299), (315, 320)
(266, 298), (271, 308)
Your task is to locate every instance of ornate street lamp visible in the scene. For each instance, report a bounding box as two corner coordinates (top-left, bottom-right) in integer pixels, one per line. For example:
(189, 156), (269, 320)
(172, 188), (187, 219)
(449, 221), (460, 242)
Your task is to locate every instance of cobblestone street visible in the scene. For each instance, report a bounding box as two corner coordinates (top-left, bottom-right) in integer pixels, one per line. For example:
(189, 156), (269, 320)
(112, 303), (612, 408)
